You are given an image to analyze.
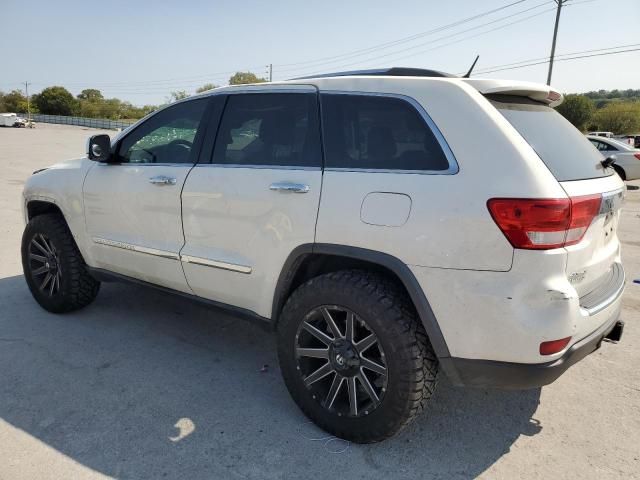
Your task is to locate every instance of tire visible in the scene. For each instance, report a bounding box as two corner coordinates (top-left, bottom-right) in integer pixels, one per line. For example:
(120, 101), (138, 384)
(613, 165), (626, 181)
(21, 213), (100, 313)
(277, 269), (438, 443)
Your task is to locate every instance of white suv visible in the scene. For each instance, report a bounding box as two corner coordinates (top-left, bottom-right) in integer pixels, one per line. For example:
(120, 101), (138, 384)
(21, 68), (626, 443)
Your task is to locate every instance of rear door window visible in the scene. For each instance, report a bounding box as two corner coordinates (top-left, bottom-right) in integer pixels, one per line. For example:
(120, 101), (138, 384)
(212, 93), (321, 168)
(320, 94), (451, 171)
(489, 95), (611, 181)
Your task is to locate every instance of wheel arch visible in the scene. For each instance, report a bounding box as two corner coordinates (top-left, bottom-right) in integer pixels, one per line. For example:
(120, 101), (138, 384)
(26, 199), (66, 222)
(272, 243), (450, 358)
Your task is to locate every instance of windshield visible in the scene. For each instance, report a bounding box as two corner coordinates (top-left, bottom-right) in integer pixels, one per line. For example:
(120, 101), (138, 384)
(489, 96), (612, 181)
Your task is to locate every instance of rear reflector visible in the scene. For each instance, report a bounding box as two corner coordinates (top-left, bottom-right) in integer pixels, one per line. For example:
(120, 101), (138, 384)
(540, 337), (571, 355)
(487, 194), (602, 250)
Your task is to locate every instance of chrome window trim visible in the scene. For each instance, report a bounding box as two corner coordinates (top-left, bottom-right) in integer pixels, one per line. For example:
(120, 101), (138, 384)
(98, 162), (195, 167)
(92, 237), (179, 260)
(195, 164), (321, 171)
(180, 255), (252, 274)
(208, 85), (318, 96)
(320, 90), (459, 175)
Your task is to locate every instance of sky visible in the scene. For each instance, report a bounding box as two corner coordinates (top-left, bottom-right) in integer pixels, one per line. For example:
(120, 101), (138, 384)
(1, 0), (639, 106)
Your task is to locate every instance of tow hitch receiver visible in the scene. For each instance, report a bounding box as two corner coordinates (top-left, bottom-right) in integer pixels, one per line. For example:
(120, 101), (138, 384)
(604, 320), (624, 343)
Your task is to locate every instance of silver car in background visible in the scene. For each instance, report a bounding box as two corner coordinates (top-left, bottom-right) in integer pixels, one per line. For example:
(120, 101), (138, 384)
(587, 135), (640, 180)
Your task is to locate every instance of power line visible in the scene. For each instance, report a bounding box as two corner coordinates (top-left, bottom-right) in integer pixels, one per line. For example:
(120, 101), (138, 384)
(277, 0), (555, 75)
(470, 42), (640, 74)
(283, 0), (595, 79)
(475, 47), (640, 74)
(286, 3), (558, 78)
(23, 0), (535, 89)
(273, 0), (533, 70)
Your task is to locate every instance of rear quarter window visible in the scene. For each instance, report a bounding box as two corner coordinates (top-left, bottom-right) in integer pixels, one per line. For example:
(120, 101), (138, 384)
(320, 93), (452, 172)
(489, 95), (611, 182)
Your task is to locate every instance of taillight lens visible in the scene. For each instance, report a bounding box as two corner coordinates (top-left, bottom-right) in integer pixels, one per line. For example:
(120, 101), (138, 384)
(487, 194), (601, 250)
(634, 153), (640, 161)
(565, 194), (602, 246)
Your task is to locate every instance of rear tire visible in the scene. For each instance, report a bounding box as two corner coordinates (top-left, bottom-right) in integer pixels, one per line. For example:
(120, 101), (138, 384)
(21, 213), (100, 313)
(277, 270), (438, 443)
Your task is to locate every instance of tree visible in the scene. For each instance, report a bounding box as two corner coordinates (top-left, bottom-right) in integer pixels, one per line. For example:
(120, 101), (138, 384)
(32, 86), (77, 115)
(555, 94), (594, 132)
(592, 102), (640, 134)
(228, 72), (266, 85)
(77, 89), (104, 101)
(0, 89), (30, 113)
(167, 90), (189, 102)
(196, 83), (218, 93)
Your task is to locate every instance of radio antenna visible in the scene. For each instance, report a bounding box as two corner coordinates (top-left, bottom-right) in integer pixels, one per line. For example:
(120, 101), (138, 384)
(463, 55), (480, 78)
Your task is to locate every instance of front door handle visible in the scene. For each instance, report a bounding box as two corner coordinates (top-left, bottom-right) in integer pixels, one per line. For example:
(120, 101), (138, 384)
(269, 182), (310, 193)
(149, 175), (177, 186)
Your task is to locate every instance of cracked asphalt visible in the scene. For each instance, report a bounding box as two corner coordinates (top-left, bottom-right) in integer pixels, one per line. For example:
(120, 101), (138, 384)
(0, 124), (639, 479)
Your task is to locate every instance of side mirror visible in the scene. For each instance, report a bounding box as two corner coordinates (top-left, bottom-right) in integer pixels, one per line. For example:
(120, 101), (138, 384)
(86, 134), (112, 162)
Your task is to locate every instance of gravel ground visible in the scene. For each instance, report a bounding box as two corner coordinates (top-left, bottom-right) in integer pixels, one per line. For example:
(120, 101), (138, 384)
(0, 123), (638, 480)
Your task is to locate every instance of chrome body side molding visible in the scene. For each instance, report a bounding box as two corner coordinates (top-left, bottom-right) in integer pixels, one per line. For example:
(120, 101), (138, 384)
(180, 255), (252, 274)
(92, 237), (252, 274)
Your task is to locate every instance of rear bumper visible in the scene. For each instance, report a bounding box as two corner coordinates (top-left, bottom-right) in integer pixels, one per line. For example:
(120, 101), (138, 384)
(441, 305), (623, 389)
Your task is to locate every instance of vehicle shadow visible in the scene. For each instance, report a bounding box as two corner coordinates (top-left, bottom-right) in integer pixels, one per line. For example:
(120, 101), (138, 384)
(0, 274), (542, 479)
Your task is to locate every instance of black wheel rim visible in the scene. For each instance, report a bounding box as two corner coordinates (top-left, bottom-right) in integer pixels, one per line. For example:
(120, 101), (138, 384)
(28, 233), (61, 297)
(295, 305), (388, 418)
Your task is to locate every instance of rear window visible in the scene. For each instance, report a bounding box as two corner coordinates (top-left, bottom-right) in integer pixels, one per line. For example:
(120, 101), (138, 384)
(489, 95), (611, 181)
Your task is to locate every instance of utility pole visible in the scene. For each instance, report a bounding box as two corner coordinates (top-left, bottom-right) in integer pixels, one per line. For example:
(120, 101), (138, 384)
(24, 81), (31, 123)
(546, 0), (567, 85)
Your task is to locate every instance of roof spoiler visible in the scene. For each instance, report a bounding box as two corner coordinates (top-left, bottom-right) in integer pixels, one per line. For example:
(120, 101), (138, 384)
(463, 79), (564, 107)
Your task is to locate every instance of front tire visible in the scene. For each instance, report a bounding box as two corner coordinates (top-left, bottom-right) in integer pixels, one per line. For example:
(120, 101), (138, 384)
(277, 270), (438, 443)
(21, 213), (100, 313)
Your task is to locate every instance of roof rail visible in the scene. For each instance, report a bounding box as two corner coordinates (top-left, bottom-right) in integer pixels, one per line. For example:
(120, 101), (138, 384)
(291, 67), (457, 80)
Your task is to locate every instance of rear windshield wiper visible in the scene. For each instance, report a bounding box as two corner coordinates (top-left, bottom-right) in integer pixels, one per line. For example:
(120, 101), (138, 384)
(601, 155), (617, 169)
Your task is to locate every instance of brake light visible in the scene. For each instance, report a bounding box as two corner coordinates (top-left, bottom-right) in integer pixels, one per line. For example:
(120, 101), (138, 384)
(487, 194), (601, 250)
(634, 153), (640, 161)
(565, 194), (602, 246)
(540, 337), (571, 355)
(546, 90), (562, 103)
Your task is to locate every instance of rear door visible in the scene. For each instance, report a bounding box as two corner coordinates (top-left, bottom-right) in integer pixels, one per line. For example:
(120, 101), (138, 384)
(490, 96), (625, 300)
(180, 86), (323, 318)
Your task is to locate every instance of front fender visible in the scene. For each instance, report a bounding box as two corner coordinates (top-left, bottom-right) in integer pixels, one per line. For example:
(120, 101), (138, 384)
(23, 158), (95, 261)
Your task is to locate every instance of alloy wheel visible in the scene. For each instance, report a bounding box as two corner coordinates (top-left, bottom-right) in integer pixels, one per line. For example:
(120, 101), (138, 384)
(294, 305), (388, 417)
(28, 233), (62, 297)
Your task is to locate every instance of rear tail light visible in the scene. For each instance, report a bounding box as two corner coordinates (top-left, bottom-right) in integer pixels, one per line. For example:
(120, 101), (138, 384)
(540, 337), (571, 355)
(634, 153), (640, 161)
(487, 194), (601, 250)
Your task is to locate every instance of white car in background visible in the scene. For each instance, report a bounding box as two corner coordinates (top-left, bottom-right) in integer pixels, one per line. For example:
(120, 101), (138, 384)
(588, 131), (614, 138)
(587, 135), (640, 180)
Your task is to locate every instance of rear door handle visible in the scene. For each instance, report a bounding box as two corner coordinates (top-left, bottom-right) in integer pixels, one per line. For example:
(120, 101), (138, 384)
(269, 182), (309, 193)
(149, 175), (177, 186)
